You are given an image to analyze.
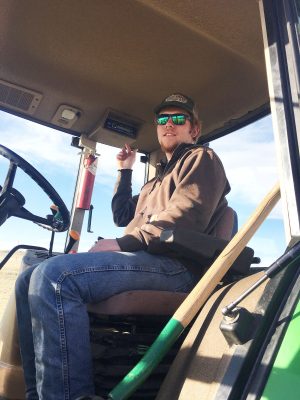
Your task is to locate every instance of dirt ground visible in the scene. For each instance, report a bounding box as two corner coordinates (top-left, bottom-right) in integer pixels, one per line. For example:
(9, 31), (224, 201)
(0, 251), (23, 320)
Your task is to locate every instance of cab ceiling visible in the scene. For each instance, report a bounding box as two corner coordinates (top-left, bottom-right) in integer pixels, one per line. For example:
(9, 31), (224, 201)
(0, 0), (268, 152)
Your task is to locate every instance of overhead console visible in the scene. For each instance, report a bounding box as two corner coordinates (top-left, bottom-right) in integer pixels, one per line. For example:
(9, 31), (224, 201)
(88, 108), (144, 149)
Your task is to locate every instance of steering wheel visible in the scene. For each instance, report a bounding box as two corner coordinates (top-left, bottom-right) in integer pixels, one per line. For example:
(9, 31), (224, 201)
(0, 144), (70, 232)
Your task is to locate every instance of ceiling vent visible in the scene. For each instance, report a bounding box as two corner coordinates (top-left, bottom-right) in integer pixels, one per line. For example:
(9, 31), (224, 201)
(0, 79), (42, 115)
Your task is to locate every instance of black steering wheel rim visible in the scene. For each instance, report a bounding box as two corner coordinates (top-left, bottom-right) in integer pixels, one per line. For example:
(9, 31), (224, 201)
(0, 144), (70, 231)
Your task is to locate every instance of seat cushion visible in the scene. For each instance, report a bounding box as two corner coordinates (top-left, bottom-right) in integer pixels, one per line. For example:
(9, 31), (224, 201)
(87, 290), (188, 315)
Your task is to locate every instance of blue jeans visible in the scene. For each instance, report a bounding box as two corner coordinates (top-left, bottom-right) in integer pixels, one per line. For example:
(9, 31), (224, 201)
(15, 250), (196, 400)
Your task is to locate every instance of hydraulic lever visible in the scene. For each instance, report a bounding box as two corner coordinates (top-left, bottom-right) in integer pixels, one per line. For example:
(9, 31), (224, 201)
(65, 230), (80, 253)
(222, 241), (300, 316)
(87, 204), (94, 233)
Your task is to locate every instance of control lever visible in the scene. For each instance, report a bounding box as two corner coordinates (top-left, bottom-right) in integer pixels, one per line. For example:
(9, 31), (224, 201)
(65, 230), (80, 254)
(87, 204), (94, 233)
(48, 231), (55, 257)
(50, 204), (64, 230)
(222, 240), (300, 317)
(48, 204), (60, 257)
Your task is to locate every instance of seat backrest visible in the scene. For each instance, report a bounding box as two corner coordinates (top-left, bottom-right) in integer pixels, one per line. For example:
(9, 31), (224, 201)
(215, 206), (238, 241)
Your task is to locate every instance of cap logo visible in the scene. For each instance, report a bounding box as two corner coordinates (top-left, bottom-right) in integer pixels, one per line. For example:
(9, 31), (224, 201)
(165, 94), (188, 104)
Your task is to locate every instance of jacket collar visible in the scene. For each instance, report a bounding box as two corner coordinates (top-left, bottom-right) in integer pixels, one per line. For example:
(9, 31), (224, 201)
(156, 143), (198, 179)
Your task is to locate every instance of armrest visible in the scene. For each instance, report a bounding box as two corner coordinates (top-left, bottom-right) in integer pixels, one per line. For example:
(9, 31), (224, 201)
(160, 228), (255, 276)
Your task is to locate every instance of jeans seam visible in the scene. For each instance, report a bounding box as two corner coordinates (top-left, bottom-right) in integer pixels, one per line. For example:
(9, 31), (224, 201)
(55, 276), (70, 400)
(57, 264), (187, 276)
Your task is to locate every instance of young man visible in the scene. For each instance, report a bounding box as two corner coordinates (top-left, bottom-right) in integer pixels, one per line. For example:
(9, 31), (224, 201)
(15, 94), (230, 399)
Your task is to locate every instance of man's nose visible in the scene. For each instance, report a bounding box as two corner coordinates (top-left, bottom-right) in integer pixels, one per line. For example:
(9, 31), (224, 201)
(165, 117), (175, 127)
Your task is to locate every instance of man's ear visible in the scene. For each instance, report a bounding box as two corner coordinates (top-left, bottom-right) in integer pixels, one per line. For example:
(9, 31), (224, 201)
(191, 126), (200, 141)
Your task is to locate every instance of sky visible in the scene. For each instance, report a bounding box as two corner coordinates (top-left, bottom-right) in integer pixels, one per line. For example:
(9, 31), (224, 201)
(0, 110), (286, 268)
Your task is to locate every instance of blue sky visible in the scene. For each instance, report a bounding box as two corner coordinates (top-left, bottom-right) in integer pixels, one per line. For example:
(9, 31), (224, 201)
(0, 110), (285, 268)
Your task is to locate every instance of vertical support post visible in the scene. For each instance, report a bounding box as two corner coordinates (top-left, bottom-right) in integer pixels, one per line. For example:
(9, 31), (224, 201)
(68, 135), (98, 252)
(259, 0), (300, 245)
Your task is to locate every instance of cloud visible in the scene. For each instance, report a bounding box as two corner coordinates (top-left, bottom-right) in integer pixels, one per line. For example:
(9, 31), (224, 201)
(248, 234), (285, 268)
(0, 112), (78, 171)
(211, 116), (283, 219)
(0, 111), (145, 187)
(96, 143), (145, 188)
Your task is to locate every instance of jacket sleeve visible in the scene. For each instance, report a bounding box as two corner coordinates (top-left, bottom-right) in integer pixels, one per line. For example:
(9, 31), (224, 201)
(111, 169), (139, 227)
(116, 149), (229, 252)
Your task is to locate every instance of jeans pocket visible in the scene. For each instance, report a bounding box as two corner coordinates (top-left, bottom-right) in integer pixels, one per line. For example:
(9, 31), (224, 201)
(158, 257), (188, 276)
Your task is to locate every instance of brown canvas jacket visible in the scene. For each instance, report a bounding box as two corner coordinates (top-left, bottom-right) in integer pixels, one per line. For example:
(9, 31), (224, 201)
(113, 143), (231, 260)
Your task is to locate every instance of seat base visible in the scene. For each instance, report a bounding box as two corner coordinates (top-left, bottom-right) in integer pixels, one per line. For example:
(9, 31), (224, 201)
(87, 290), (188, 315)
(89, 313), (188, 399)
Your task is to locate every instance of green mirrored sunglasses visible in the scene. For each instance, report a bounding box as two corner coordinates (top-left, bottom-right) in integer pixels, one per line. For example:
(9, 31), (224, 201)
(156, 113), (192, 125)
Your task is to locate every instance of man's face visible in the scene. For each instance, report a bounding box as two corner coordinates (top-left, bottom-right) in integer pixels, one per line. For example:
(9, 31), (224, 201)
(156, 107), (196, 158)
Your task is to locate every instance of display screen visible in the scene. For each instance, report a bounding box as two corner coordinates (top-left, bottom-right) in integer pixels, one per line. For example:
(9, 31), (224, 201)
(104, 117), (137, 138)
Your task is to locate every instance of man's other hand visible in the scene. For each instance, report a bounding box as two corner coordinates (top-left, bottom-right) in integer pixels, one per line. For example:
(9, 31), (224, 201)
(117, 143), (137, 169)
(88, 239), (121, 253)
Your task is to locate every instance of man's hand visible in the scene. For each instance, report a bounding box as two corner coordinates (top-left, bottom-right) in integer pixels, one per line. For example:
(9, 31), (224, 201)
(117, 143), (137, 169)
(88, 239), (121, 253)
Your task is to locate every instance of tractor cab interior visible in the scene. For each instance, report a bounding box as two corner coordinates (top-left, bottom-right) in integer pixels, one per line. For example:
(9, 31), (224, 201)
(1, 0), (300, 399)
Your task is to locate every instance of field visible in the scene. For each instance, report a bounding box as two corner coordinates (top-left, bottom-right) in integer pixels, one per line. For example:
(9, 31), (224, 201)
(0, 251), (23, 319)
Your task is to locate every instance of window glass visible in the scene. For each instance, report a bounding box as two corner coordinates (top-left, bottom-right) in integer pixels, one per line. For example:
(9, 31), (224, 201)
(0, 111), (286, 270)
(0, 111), (146, 252)
(296, 0), (300, 38)
(211, 115), (285, 269)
